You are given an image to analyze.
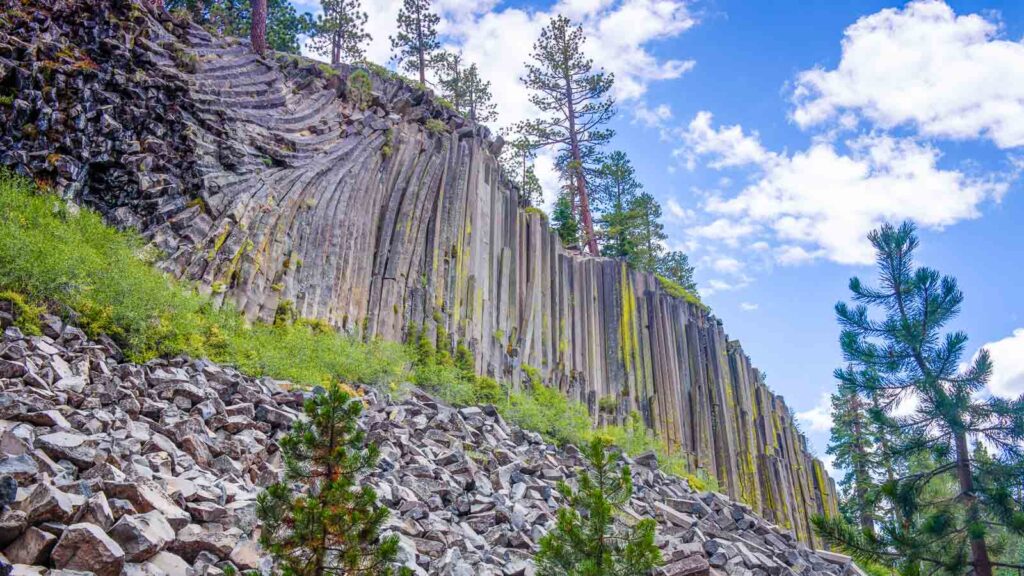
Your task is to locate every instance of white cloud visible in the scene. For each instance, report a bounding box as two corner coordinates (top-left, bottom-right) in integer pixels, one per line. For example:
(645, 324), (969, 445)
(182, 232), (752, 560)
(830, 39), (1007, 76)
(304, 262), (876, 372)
(979, 328), (1024, 399)
(792, 1), (1024, 149)
(691, 217), (756, 246)
(679, 115), (1008, 265)
(633, 102), (674, 129)
(820, 454), (837, 478)
(676, 111), (773, 170)
(797, 393), (833, 433)
(739, 302), (758, 311)
(664, 198), (694, 222)
(712, 257), (743, 274)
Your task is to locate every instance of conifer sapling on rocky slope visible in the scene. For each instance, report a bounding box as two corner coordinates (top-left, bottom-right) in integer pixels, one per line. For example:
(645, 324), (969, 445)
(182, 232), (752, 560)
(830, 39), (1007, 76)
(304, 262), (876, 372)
(535, 436), (661, 576)
(257, 385), (410, 576)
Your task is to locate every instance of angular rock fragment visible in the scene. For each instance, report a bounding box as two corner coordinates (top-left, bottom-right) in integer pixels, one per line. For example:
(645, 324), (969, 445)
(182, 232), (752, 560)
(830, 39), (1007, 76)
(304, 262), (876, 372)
(50, 523), (125, 576)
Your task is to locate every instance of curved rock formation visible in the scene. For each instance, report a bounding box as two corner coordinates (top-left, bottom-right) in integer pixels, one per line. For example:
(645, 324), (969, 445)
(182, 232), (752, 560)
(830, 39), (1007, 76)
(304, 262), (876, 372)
(0, 0), (838, 545)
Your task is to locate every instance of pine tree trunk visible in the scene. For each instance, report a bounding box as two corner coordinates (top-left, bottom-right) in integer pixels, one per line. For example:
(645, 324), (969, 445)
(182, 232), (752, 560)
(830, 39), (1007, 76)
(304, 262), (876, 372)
(331, 28), (340, 65)
(850, 394), (875, 534)
(251, 0), (267, 55)
(563, 86), (598, 255)
(955, 431), (992, 576)
(416, 11), (426, 85)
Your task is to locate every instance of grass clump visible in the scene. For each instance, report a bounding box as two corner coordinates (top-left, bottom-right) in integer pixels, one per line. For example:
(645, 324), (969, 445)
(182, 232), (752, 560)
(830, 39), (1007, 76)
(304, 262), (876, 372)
(0, 171), (407, 388)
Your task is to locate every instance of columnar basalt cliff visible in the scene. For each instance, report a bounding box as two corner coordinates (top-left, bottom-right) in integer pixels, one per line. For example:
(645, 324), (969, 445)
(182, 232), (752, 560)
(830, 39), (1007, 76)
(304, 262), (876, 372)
(0, 0), (838, 546)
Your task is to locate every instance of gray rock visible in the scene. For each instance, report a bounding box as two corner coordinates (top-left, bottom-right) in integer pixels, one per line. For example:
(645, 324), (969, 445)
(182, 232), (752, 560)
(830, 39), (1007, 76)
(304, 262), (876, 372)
(3, 527), (57, 565)
(50, 523), (126, 576)
(108, 511), (175, 562)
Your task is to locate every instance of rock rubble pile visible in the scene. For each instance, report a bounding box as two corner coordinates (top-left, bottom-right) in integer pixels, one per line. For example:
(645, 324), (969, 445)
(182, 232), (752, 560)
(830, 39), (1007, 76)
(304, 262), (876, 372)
(0, 317), (859, 576)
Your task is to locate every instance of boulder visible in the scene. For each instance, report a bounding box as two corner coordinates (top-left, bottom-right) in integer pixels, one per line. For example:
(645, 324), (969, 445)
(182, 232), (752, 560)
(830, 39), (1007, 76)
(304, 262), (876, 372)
(108, 511), (175, 562)
(3, 527), (57, 565)
(50, 523), (126, 576)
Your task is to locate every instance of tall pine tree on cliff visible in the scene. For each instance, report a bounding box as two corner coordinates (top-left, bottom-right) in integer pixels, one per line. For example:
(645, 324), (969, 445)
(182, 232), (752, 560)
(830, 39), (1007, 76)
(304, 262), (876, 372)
(516, 15), (615, 256)
(814, 222), (1024, 576)
(460, 64), (497, 124)
(627, 192), (665, 272)
(309, 0), (371, 65)
(257, 386), (410, 576)
(593, 151), (641, 260)
(500, 134), (544, 207)
(390, 0), (439, 85)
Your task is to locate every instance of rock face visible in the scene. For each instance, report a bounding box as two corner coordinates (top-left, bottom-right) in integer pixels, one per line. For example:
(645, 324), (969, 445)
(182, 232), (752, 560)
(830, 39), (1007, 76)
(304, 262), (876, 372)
(0, 0), (837, 542)
(0, 325), (860, 575)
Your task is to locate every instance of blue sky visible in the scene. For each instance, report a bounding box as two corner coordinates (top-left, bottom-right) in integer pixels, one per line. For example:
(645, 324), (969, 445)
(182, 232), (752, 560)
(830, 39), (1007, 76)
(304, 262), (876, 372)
(296, 0), (1024, 468)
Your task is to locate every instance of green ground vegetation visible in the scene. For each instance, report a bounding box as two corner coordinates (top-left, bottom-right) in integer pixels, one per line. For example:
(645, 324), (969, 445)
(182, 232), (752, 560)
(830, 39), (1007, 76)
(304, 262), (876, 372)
(0, 171), (721, 495)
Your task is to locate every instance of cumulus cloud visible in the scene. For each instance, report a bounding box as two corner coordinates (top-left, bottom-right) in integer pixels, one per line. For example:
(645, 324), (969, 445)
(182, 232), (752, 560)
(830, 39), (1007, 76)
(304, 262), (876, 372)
(633, 102), (674, 129)
(675, 111), (773, 170)
(664, 198), (694, 222)
(712, 257), (743, 274)
(791, 1), (1024, 149)
(739, 302), (758, 311)
(978, 328), (1024, 399)
(796, 393), (833, 433)
(677, 115), (1008, 265)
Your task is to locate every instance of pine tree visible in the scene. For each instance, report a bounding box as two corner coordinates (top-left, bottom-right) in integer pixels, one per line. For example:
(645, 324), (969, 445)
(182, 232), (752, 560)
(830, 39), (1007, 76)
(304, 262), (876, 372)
(460, 64), (496, 123)
(309, 0), (371, 65)
(627, 192), (665, 272)
(536, 437), (662, 576)
(433, 56), (497, 124)
(827, 375), (877, 533)
(389, 0), (439, 85)
(592, 151), (641, 259)
(516, 15), (615, 256)
(432, 51), (464, 109)
(813, 221), (1024, 576)
(501, 135), (543, 207)
(551, 189), (580, 247)
(257, 386), (410, 576)
(654, 251), (697, 294)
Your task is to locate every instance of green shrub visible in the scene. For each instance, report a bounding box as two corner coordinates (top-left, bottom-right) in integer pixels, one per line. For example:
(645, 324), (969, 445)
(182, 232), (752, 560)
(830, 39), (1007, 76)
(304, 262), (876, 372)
(424, 118), (447, 134)
(524, 206), (548, 221)
(0, 171), (407, 388)
(0, 290), (45, 335)
(346, 69), (372, 110)
(656, 274), (705, 309)
(317, 62), (340, 78)
(502, 380), (592, 446)
(598, 395), (618, 414)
